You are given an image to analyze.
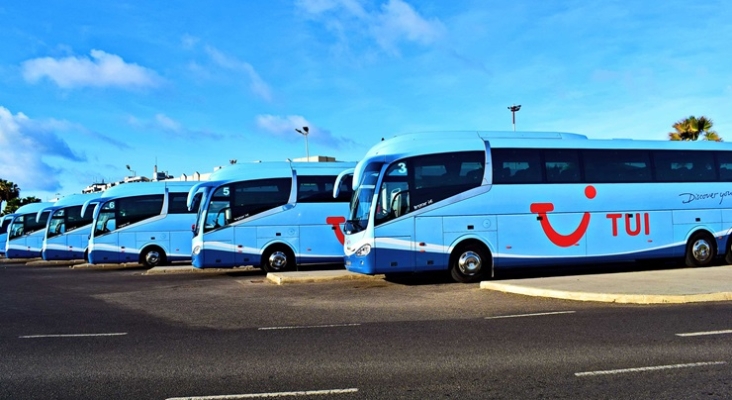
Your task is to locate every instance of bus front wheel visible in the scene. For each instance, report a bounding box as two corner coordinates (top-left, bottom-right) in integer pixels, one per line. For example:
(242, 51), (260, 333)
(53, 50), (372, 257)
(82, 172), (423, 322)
(141, 247), (167, 269)
(450, 243), (490, 283)
(261, 246), (295, 273)
(685, 232), (716, 268)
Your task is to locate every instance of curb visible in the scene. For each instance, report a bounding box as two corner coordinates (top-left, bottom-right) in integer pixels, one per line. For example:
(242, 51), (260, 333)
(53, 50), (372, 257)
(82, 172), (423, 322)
(26, 260), (85, 267)
(70, 263), (144, 270)
(267, 270), (385, 285)
(0, 257), (42, 264)
(479, 281), (732, 304)
(144, 266), (258, 275)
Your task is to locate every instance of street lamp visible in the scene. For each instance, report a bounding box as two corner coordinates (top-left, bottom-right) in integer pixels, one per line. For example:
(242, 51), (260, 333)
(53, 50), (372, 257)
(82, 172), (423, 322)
(125, 164), (136, 176)
(295, 126), (310, 161)
(507, 104), (521, 131)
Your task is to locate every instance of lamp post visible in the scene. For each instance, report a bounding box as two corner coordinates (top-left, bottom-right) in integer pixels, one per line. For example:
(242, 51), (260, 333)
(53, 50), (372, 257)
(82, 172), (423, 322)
(125, 164), (136, 176)
(295, 126), (310, 161)
(507, 104), (521, 131)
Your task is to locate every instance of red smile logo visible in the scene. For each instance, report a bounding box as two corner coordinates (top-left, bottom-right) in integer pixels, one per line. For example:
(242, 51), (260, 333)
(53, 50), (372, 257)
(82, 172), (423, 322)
(530, 185), (596, 247)
(326, 216), (346, 245)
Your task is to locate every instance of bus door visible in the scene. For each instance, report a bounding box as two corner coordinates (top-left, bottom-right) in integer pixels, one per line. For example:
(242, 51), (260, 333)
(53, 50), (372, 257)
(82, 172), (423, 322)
(203, 185), (237, 267)
(374, 162), (415, 273)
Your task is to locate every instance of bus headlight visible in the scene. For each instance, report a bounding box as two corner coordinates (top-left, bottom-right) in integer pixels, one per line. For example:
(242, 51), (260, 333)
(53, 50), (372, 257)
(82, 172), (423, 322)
(192, 246), (201, 255)
(355, 244), (371, 257)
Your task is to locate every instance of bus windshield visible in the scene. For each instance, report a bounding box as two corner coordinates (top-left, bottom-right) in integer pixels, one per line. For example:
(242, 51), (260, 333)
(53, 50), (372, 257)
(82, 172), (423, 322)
(346, 163), (383, 234)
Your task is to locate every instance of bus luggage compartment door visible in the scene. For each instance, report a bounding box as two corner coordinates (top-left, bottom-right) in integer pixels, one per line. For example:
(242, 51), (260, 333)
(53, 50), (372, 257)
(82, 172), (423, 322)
(415, 217), (445, 270)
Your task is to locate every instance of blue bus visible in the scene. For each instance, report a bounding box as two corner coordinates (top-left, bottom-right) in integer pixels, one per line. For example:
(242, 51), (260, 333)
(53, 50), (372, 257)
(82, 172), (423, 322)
(86, 181), (198, 267)
(5, 202), (55, 259)
(187, 161), (355, 271)
(0, 213), (16, 256)
(39, 193), (100, 261)
(342, 131), (732, 283)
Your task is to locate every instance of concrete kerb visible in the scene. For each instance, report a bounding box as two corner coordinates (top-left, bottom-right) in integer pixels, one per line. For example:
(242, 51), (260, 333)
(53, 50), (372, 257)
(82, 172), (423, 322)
(71, 262), (144, 270)
(267, 270), (386, 285)
(144, 265), (258, 275)
(0, 257), (42, 264)
(479, 281), (732, 304)
(25, 259), (85, 267)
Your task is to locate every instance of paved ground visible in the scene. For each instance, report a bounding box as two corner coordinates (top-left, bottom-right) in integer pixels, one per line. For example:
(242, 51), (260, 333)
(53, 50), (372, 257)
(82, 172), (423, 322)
(4, 258), (732, 304)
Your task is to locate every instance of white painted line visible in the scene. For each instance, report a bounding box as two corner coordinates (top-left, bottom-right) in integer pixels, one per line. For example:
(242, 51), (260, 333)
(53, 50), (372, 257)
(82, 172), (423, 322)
(676, 329), (732, 337)
(485, 311), (576, 320)
(575, 361), (726, 377)
(19, 332), (128, 339)
(166, 388), (359, 399)
(258, 323), (361, 331)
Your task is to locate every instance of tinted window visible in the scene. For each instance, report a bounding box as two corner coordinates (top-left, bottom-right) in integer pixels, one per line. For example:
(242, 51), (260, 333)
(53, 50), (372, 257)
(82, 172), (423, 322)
(717, 152), (732, 181)
(583, 150), (651, 183)
(492, 149), (542, 184)
(375, 151), (484, 225)
(116, 195), (165, 229)
(0, 219), (11, 234)
(544, 149), (581, 183)
(297, 175), (353, 203)
(205, 178), (291, 232)
(168, 193), (193, 214)
(653, 151), (717, 182)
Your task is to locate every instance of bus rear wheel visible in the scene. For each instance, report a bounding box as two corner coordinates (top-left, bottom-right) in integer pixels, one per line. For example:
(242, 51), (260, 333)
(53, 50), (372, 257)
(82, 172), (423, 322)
(141, 247), (166, 269)
(685, 232), (716, 268)
(450, 243), (489, 283)
(261, 246), (295, 273)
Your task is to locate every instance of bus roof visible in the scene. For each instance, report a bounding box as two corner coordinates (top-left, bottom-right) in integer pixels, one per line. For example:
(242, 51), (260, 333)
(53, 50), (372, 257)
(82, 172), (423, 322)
(351, 130), (732, 189)
(207, 161), (358, 182)
(51, 193), (103, 208)
(94, 181), (198, 199)
(13, 202), (55, 216)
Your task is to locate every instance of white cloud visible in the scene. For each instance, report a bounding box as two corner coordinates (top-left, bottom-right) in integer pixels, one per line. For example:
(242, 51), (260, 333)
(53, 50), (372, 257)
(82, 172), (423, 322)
(256, 114), (311, 135)
(127, 113), (223, 140)
(0, 106), (84, 192)
(372, 0), (444, 54)
(204, 46), (273, 101)
(296, 0), (444, 55)
(21, 50), (161, 89)
(256, 114), (358, 150)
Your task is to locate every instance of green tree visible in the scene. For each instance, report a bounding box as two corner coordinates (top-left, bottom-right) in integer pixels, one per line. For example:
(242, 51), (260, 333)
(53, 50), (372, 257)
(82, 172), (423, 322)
(668, 115), (722, 141)
(3, 196), (41, 215)
(0, 179), (20, 216)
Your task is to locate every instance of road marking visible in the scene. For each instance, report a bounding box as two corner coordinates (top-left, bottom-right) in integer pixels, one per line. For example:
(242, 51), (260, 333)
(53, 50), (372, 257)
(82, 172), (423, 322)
(676, 329), (732, 337)
(166, 388), (359, 399)
(485, 311), (576, 320)
(19, 332), (128, 339)
(575, 361), (726, 377)
(258, 323), (361, 331)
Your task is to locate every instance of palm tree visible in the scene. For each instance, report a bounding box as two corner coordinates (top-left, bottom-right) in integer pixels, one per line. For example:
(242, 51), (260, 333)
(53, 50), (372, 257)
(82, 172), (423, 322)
(0, 179), (20, 216)
(669, 116), (722, 141)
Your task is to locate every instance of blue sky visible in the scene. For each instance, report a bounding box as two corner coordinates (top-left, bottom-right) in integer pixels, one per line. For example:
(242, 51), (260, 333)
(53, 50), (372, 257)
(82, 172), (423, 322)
(1, 0), (731, 201)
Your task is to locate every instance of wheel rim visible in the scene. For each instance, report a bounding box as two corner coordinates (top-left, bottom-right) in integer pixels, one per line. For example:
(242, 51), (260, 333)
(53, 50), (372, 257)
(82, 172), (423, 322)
(458, 251), (482, 275)
(692, 239), (712, 263)
(268, 251), (288, 271)
(145, 250), (161, 266)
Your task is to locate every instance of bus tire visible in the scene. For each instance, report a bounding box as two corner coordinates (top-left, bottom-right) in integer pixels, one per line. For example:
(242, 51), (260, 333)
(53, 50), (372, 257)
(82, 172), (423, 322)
(685, 231), (716, 268)
(725, 238), (732, 265)
(141, 246), (166, 269)
(84, 249), (89, 263)
(261, 245), (295, 273)
(450, 243), (490, 283)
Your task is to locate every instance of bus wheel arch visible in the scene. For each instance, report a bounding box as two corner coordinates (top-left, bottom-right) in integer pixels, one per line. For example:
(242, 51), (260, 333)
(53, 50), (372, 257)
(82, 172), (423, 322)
(449, 239), (492, 283)
(140, 245), (167, 268)
(261, 243), (296, 273)
(685, 230), (716, 268)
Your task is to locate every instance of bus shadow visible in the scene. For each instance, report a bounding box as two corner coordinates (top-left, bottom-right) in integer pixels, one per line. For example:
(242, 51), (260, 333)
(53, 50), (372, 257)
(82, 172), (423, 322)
(379, 258), (712, 286)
